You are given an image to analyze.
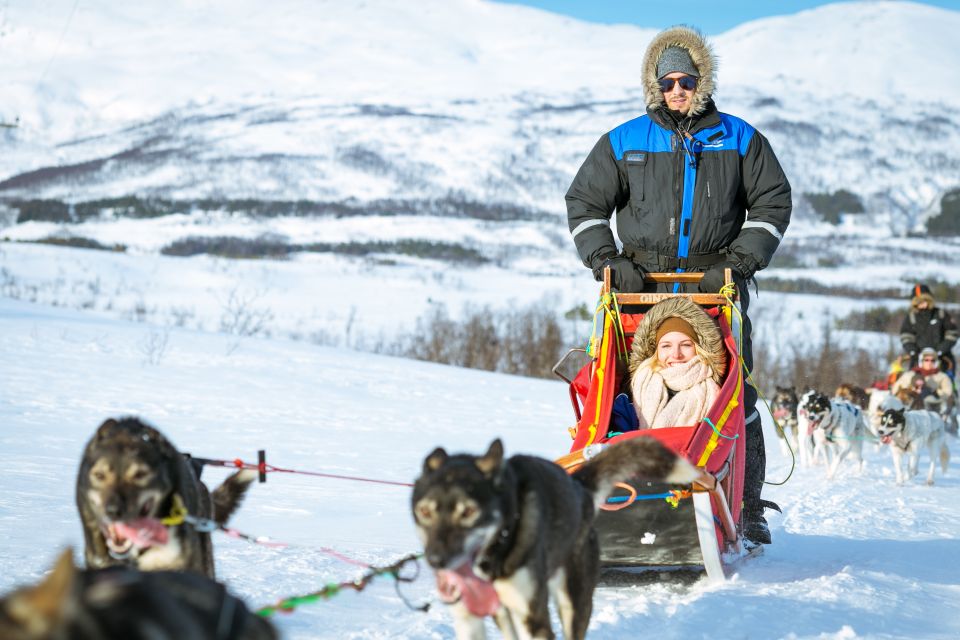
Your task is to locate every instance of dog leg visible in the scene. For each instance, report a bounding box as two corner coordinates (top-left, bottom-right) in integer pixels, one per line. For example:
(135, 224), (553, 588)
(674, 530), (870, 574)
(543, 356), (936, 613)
(555, 541), (596, 640)
(827, 445), (848, 480)
(908, 449), (919, 479)
(494, 567), (551, 640)
(449, 600), (488, 640)
(492, 607), (519, 640)
(892, 448), (905, 485)
(548, 568), (576, 640)
(803, 434), (815, 468)
(941, 442), (951, 474)
(926, 444), (937, 485)
(778, 436), (790, 458)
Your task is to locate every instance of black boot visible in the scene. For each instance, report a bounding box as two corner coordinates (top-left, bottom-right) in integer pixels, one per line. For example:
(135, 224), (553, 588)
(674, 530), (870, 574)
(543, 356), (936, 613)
(742, 499), (781, 546)
(742, 512), (770, 546)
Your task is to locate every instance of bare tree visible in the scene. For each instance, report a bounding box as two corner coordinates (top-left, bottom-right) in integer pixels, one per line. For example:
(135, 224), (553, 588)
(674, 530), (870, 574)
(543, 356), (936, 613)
(140, 328), (169, 366)
(219, 287), (274, 354)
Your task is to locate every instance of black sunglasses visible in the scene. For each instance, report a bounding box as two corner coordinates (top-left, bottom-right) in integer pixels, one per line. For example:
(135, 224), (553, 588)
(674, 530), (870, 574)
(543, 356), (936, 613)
(658, 76), (697, 92)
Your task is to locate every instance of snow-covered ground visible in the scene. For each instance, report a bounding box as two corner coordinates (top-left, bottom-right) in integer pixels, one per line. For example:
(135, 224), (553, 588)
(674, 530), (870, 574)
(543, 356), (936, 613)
(0, 240), (925, 381)
(2, 297), (958, 639)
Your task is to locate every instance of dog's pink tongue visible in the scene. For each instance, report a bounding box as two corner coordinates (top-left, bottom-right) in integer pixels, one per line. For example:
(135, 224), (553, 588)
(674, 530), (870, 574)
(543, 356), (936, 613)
(113, 519), (168, 548)
(773, 408), (789, 420)
(435, 565), (500, 617)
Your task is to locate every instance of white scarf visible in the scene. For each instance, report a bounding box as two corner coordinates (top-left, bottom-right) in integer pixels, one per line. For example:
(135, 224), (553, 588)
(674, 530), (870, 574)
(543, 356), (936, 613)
(630, 355), (720, 429)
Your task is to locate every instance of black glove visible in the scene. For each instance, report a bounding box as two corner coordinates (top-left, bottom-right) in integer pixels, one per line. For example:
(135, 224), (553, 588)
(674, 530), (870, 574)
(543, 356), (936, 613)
(698, 260), (748, 294)
(593, 256), (647, 292)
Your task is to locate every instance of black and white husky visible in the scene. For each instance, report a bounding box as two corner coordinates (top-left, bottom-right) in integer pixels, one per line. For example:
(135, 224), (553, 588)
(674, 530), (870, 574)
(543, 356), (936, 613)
(866, 388), (903, 439)
(412, 438), (698, 640)
(796, 389), (822, 467)
(802, 392), (869, 479)
(878, 408), (951, 485)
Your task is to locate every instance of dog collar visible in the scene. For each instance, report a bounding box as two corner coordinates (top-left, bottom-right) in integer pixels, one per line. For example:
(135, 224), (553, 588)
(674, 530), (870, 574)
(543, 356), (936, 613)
(161, 494), (187, 526)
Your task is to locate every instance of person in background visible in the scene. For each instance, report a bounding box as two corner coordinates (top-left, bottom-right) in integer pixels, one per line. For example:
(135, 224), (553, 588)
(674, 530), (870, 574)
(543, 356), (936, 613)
(565, 25), (790, 545)
(900, 283), (957, 375)
(891, 346), (955, 421)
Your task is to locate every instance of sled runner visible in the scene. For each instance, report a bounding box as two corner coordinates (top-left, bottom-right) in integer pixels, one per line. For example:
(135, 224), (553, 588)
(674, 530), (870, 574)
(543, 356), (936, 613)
(553, 269), (747, 581)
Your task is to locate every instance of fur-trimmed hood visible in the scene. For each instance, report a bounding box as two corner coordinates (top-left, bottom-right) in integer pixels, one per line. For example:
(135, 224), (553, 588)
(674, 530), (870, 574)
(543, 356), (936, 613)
(911, 292), (936, 309)
(628, 297), (727, 384)
(641, 25), (716, 118)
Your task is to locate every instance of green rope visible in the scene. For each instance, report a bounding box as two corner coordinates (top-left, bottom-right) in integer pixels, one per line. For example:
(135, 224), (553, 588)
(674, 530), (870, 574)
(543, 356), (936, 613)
(255, 553), (426, 617)
(702, 416), (738, 440)
(718, 288), (797, 486)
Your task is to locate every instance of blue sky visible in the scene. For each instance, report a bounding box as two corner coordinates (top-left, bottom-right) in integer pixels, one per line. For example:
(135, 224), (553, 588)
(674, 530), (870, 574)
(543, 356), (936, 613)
(493, 0), (959, 34)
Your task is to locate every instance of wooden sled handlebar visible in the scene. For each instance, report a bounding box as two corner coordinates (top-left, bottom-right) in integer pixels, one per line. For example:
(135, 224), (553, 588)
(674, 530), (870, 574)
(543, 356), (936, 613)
(603, 268), (737, 306)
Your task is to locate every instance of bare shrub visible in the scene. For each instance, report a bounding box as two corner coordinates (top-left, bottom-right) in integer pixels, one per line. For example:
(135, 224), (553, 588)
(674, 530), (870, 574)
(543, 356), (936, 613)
(219, 288), (273, 338)
(834, 305), (904, 333)
(404, 303), (462, 366)
(459, 308), (499, 371)
(131, 298), (149, 323)
(140, 328), (169, 366)
(219, 288), (274, 354)
(390, 303), (566, 378)
(169, 306), (195, 328)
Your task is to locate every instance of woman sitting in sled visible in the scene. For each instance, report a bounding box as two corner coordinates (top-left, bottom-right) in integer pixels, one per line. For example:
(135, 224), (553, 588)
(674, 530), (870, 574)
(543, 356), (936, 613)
(628, 297), (728, 429)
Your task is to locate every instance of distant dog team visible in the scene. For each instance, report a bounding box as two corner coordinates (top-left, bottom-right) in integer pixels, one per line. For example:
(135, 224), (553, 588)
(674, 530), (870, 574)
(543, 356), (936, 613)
(800, 391), (869, 478)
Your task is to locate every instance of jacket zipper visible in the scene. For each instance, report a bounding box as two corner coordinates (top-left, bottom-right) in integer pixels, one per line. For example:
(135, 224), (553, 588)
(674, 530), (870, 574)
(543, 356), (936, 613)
(672, 133), (682, 241)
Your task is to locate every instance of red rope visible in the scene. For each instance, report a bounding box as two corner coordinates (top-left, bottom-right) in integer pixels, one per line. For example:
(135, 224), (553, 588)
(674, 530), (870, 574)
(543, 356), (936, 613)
(198, 457), (414, 488)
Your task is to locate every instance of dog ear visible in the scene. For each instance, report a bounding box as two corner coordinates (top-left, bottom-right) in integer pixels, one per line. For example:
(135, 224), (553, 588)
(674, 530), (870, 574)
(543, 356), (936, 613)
(4, 549), (76, 632)
(475, 439), (504, 477)
(94, 418), (119, 440)
(423, 447), (448, 473)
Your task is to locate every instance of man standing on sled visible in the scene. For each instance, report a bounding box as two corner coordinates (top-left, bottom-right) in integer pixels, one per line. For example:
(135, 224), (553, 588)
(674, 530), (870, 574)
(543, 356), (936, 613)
(900, 283), (957, 376)
(565, 25), (791, 546)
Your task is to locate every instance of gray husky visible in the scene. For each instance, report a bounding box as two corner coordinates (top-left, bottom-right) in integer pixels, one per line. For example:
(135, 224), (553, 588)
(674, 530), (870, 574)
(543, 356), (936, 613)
(412, 437), (698, 640)
(76, 417), (256, 577)
(878, 408), (950, 485)
(0, 550), (276, 640)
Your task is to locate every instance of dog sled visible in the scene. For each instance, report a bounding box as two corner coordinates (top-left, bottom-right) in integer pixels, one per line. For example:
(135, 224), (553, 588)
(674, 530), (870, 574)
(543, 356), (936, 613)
(553, 270), (747, 581)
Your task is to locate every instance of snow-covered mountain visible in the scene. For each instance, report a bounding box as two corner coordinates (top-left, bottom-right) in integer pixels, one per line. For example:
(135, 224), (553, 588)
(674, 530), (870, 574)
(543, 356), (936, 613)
(1, 0), (959, 248)
(2, 0), (960, 365)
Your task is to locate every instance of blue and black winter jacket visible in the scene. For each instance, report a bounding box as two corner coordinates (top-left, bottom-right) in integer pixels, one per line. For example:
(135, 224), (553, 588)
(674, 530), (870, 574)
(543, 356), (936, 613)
(566, 101), (792, 282)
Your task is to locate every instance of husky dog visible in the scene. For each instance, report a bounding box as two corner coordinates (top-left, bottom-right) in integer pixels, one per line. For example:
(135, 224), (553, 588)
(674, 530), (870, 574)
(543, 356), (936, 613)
(866, 389), (903, 437)
(894, 386), (923, 410)
(803, 393), (868, 479)
(771, 386), (801, 459)
(76, 417), (256, 577)
(834, 383), (869, 410)
(412, 437), (698, 640)
(795, 389), (820, 466)
(878, 408), (951, 485)
(0, 550), (276, 640)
